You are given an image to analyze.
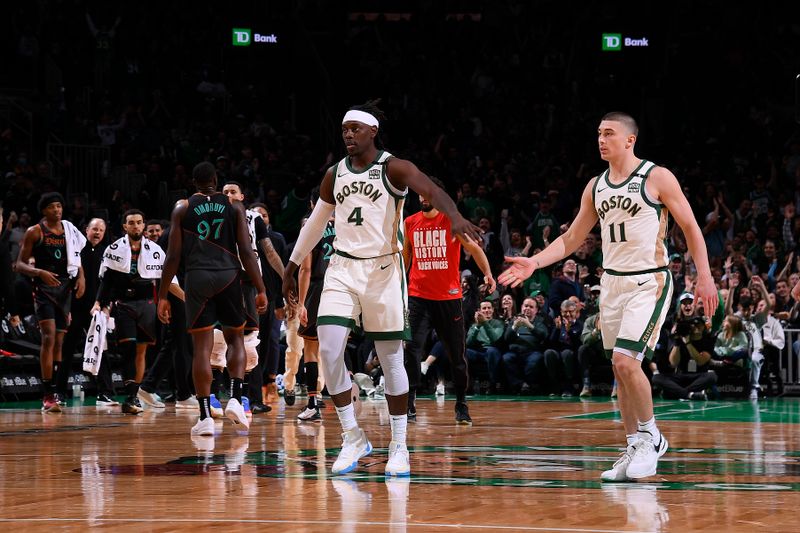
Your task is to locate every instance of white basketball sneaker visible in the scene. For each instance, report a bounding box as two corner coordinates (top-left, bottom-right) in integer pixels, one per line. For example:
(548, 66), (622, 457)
(601, 444), (635, 482)
(332, 428), (372, 475)
(385, 441), (411, 477)
(225, 397), (250, 429)
(191, 416), (215, 436)
(626, 434), (669, 479)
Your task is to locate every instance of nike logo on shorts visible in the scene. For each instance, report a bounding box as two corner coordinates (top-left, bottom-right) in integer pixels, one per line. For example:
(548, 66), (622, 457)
(637, 280), (648, 286)
(380, 264), (390, 270)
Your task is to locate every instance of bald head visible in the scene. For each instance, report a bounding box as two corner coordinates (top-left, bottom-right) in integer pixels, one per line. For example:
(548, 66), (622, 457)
(86, 218), (107, 246)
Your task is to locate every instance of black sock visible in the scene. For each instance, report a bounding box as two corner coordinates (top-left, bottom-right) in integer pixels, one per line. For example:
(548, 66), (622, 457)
(305, 361), (318, 394)
(42, 379), (54, 398)
(125, 381), (140, 398)
(230, 378), (243, 402)
(198, 396), (211, 420)
(408, 388), (416, 409)
(307, 393), (317, 409)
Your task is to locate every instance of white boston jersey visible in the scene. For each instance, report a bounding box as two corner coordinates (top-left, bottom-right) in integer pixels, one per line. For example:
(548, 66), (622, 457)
(593, 160), (669, 273)
(331, 151), (406, 259)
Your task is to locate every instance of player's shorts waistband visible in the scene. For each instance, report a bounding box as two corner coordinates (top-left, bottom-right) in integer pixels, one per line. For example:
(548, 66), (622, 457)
(334, 250), (398, 261)
(604, 266), (668, 276)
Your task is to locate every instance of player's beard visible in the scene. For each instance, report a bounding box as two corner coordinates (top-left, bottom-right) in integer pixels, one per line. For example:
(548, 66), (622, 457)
(421, 202), (433, 212)
(129, 233), (142, 241)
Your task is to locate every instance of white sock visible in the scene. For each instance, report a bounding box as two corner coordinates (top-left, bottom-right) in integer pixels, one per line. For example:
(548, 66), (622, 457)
(637, 417), (661, 443)
(626, 434), (638, 447)
(390, 414), (407, 445)
(335, 403), (358, 432)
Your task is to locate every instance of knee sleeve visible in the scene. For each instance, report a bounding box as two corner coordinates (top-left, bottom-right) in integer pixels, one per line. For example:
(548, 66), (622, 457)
(210, 329), (227, 368)
(375, 340), (409, 396)
(317, 325), (352, 396)
(244, 331), (260, 372)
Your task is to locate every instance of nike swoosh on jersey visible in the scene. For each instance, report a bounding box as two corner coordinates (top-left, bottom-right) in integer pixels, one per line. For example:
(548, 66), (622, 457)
(337, 172), (347, 177)
(637, 280), (648, 286)
(597, 187), (608, 193)
(380, 264), (390, 270)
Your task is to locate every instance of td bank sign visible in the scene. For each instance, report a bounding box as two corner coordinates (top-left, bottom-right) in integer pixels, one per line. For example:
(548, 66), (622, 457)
(602, 33), (649, 51)
(232, 28), (278, 46)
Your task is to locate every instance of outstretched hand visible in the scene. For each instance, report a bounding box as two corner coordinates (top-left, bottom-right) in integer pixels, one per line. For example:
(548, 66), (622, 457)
(450, 215), (483, 244)
(498, 256), (537, 288)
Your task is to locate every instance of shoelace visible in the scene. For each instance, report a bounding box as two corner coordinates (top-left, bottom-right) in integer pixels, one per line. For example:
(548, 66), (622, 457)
(632, 440), (655, 458)
(612, 446), (634, 468)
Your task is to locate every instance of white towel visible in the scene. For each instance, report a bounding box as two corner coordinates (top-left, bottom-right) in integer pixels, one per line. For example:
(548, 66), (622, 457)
(243, 208), (263, 275)
(99, 236), (167, 279)
(83, 312), (115, 375)
(62, 220), (87, 278)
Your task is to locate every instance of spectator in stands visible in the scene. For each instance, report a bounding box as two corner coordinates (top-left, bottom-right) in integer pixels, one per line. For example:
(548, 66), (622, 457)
(578, 303), (606, 397)
(544, 299), (583, 397)
(466, 300), (505, 393)
(652, 316), (717, 401)
(547, 259), (584, 317)
(669, 253), (686, 306)
(502, 297), (549, 394)
(527, 195), (559, 250)
(499, 293), (517, 325)
(726, 274), (770, 400)
(711, 315), (749, 365)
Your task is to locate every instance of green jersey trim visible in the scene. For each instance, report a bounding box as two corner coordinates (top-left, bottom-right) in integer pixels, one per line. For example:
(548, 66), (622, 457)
(344, 150), (385, 174)
(604, 159), (647, 190)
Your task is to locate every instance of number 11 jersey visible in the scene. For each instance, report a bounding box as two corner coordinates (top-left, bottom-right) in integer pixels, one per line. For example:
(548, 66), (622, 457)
(592, 160), (669, 275)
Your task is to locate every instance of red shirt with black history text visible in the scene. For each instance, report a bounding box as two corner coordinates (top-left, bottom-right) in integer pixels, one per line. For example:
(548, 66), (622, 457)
(405, 211), (462, 300)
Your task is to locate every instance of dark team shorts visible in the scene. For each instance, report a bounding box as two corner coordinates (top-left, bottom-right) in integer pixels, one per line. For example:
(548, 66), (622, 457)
(241, 280), (258, 331)
(33, 279), (75, 332)
(298, 280), (323, 340)
(185, 269), (245, 331)
(113, 299), (158, 344)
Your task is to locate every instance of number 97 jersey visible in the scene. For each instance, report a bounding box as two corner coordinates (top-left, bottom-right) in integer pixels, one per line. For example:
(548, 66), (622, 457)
(181, 192), (241, 272)
(593, 160), (669, 275)
(331, 151), (406, 260)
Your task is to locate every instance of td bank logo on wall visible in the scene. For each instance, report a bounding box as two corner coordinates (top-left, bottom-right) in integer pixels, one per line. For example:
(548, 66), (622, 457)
(232, 28), (278, 46)
(602, 33), (649, 51)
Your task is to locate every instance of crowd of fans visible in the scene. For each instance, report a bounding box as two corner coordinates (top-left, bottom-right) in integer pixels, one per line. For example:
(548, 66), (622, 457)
(1, 2), (799, 402)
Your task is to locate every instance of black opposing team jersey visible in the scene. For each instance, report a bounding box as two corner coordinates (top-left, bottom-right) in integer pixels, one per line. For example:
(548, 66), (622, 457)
(310, 220), (336, 281)
(33, 221), (68, 281)
(182, 193), (240, 272)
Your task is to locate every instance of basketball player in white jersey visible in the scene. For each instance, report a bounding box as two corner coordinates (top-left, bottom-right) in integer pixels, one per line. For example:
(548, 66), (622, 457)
(283, 100), (481, 477)
(499, 112), (717, 481)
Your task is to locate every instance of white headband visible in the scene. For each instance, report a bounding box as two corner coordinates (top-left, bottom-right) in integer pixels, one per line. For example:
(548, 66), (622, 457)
(342, 110), (379, 128)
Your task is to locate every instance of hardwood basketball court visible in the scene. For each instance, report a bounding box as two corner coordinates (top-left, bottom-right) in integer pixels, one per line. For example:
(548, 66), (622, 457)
(1, 395), (798, 531)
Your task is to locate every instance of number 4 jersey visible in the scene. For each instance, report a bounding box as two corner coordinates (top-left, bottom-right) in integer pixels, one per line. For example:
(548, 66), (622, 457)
(593, 160), (669, 274)
(331, 151), (406, 259)
(182, 192), (241, 272)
